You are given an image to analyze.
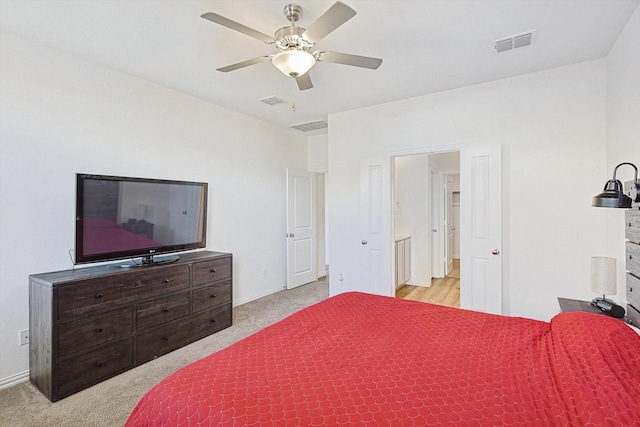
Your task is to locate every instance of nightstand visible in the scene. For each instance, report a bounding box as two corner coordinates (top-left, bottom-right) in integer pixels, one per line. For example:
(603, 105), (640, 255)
(557, 297), (602, 314)
(557, 297), (626, 321)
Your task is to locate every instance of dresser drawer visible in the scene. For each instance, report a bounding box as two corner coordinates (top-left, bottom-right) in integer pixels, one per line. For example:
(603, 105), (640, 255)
(626, 210), (640, 244)
(57, 265), (190, 319)
(137, 292), (190, 331)
(136, 304), (232, 364)
(57, 307), (133, 357)
(627, 241), (640, 277)
(627, 273), (640, 310)
(193, 281), (231, 313)
(56, 339), (133, 396)
(192, 257), (231, 286)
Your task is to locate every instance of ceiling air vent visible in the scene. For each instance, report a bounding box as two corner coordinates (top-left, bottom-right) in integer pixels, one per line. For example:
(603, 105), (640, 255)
(259, 96), (286, 106)
(290, 120), (328, 132)
(494, 30), (536, 53)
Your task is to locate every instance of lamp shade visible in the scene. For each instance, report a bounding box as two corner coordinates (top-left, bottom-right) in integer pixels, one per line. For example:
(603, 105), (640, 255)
(272, 50), (315, 78)
(591, 256), (616, 296)
(592, 162), (639, 208)
(592, 179), (632, 208)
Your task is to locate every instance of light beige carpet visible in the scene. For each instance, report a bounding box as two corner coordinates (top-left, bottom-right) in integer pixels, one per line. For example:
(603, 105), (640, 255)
(0, 280), (328, 427)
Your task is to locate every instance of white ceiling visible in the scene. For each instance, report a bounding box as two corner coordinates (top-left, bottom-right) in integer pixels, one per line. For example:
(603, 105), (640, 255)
(1, 0), (638, 132)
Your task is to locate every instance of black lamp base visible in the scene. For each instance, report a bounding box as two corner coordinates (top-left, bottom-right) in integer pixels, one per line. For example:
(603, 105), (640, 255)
(591, 296), (616, 305)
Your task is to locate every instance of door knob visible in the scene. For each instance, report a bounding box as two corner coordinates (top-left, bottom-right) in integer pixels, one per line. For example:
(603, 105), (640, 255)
(286, 233), (295, 237)
(492, 249), (500, 255)
(361, 240), (368, 245)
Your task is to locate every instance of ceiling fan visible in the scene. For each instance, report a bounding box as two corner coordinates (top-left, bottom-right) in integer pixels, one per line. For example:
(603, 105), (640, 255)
(201, 2), (382, 90)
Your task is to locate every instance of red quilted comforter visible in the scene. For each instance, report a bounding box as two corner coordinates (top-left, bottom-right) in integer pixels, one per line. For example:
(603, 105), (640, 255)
(126, 292), (640, 426)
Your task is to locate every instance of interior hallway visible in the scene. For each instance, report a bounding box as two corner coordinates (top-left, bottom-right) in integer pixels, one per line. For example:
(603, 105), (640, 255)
(396, 259), (460, 307)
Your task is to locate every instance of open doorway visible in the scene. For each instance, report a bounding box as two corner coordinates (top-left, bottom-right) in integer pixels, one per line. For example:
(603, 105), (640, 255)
(393, 151), (460, 308)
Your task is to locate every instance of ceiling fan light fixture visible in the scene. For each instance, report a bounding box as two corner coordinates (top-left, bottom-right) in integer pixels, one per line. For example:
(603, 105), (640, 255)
(272, 50), (315, 78)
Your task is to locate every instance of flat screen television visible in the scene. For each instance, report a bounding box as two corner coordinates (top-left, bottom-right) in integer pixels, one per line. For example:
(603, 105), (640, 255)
(75, 174), (207, 265)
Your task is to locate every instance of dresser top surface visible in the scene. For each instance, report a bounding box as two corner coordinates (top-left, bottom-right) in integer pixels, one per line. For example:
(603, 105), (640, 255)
(30, 251), (231, 285)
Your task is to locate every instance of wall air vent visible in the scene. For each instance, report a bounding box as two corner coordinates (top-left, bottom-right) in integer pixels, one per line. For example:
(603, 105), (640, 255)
(494, 30), (536, 53)
(259, 96), (286, 106)
(290, 120), (328, 132)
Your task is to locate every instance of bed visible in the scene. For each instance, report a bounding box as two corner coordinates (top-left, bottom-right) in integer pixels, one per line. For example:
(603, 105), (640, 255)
(126, 292), (640, 426)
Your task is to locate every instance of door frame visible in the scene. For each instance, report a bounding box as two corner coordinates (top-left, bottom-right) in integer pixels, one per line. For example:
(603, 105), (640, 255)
(389, 145), (464, 295)
(388, 144), (502, 314)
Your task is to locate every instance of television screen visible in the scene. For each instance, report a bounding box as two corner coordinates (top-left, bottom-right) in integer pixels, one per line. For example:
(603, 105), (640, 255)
(75, 174), (207, 264)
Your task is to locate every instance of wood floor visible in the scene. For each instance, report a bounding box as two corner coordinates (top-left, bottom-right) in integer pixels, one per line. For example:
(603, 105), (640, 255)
(396, 259), (460, 307)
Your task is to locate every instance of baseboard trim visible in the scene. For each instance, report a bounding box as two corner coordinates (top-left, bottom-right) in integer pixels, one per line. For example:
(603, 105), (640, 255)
(406, 279), (431, 287)
(233, 286), (285, 306)
(0, 370), (29, 390)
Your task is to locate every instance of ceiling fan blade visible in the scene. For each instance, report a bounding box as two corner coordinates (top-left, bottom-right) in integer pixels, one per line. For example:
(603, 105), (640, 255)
(301, 2), (356, 44)
(295, 73), (313, 90)
(201, 12), (276, 44)
(317, 51), (382, 69)
(217, 56), (272, 73)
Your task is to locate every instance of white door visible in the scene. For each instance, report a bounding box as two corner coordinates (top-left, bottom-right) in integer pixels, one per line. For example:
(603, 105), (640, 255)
(452, 194), (461, 259)
(445, 176), (454, 275)
(360, 158), (392, 296)
(460, 145), (502, 314)
(286, 169), (317, 289)
(431, 172), (443, 278)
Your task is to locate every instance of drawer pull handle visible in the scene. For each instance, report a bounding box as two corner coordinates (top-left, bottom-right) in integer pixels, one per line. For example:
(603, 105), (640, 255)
(210, 269), (217, 273)
(162, 279), (170, 284)
(210, 319), (216, 324)
(162, 307), (170, 313)
(162, 337), (169, 342)
(95, 362), (103, 368)
(95, 328), (103, 333)
(210, 294), (217, 299)
(95, 293), (103, 299)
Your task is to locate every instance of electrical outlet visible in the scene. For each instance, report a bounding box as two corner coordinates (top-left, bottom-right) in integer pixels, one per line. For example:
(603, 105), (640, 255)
(19, 329), (29, 346)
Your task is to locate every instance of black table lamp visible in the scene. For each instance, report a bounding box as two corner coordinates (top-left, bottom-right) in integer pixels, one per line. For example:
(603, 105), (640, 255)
(592, 162), (640, 208)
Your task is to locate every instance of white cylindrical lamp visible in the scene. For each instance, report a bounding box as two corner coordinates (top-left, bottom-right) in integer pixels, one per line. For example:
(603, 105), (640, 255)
(591, 256), (617, 303)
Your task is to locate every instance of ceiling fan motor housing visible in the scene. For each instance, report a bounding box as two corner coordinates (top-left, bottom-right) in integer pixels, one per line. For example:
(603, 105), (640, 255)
(274, 26), (312, 52)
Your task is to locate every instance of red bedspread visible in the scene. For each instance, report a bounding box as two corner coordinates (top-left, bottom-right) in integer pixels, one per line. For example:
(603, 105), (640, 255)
(126, 292), (640, 426)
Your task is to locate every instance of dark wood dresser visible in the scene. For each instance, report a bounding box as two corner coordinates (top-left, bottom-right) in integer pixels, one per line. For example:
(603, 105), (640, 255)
(626, 206), (640, 326)
(29, 251), (232, 401)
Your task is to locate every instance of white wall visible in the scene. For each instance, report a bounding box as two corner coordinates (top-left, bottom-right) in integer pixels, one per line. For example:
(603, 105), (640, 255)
(0, 32), (307, 383)
(308, 134), (328, 173)
(328, 59), (609, 322)
(316, 174), (327, 277)
(606, 6), (640, 305)
(394, 155), (431, 286)
(307, 134), (329, 276)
